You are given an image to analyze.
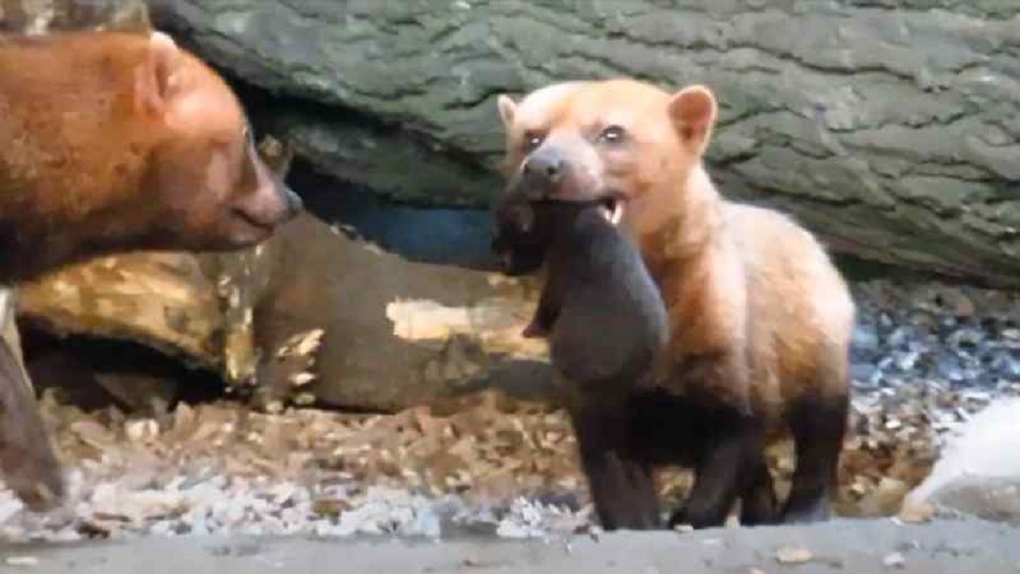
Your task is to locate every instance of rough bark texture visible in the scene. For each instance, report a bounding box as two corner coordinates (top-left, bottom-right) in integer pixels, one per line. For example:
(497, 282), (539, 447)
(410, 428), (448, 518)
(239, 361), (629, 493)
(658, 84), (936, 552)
(150, 1), (1020, 285)
(0, 0), (150, 34)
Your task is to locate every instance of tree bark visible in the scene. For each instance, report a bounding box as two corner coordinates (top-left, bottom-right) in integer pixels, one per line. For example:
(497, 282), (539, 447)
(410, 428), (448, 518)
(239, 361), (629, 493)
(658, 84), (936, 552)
(151, 0), (1020, 286)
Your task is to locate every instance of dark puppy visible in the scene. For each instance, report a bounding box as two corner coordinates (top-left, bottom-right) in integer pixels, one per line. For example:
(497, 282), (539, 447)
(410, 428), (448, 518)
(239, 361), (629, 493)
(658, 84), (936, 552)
(492, 195), (670, 529)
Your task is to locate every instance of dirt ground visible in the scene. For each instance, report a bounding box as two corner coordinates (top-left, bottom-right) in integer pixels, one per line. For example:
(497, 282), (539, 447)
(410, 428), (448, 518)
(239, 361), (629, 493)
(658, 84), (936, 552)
(0, 518), (1016, 574)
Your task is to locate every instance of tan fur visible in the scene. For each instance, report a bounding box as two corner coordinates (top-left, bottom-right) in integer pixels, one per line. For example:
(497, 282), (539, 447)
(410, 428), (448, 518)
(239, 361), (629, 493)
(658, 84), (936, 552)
(0, 30), (300, 283)
(497, 78), (854, 429)
(499, 81), (854, 529)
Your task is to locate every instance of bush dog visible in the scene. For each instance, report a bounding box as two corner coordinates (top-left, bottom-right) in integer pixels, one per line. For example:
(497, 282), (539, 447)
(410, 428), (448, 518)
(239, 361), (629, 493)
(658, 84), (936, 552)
(0, 30), (302, 510)
(494, 79), (855, 529)
(491, 194), (670, 529)
(0, 30), (302, 283)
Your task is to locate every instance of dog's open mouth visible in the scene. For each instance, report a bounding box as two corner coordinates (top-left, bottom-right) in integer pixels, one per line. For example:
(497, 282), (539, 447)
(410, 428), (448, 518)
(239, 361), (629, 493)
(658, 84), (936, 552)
(599, 197), (625, 226)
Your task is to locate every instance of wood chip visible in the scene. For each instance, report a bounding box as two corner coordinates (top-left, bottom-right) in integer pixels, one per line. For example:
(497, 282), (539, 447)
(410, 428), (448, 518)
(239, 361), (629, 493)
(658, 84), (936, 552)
(4, 556), (38, 567)
(289, 372), (316, 387)
(775, 546), (813, 565)
(883, 552), (906, 569)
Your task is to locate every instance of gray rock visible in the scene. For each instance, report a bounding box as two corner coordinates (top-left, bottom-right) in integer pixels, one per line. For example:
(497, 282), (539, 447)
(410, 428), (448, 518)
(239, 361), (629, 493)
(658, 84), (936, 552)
(928, 476), (1020, 522)
(149, 1), (1020, 285)
(936, 353), (966, 382)
(902, 398), (1020, 522)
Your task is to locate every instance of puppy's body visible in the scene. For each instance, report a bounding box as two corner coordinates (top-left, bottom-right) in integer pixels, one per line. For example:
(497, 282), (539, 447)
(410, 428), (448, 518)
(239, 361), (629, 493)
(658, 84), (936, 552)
(494, 79), (854, 530)
(492, 197), (669, 529)
(494, 198), (668, 384)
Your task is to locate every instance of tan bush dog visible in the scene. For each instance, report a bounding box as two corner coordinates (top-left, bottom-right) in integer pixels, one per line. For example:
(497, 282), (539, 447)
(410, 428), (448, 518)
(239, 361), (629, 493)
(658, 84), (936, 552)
(494, 79), (854, 529)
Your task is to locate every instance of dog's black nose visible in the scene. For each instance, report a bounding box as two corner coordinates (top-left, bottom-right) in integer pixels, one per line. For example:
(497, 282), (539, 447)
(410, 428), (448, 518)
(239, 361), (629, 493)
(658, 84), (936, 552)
(522, 147), (566, 191)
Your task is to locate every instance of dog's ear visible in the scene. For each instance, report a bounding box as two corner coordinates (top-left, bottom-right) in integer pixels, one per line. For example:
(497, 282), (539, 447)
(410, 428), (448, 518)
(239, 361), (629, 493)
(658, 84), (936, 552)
(668, 84), (718, 157)
(497, 94), (518, 130)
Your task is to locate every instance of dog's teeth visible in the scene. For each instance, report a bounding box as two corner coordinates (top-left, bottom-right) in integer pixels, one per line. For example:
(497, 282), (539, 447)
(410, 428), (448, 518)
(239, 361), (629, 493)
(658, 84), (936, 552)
(610, 202), (624, 225)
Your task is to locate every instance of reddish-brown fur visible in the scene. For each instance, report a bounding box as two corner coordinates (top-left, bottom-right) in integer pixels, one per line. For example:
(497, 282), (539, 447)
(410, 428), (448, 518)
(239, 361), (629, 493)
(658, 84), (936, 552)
(0, 30), (301, 283)
(0, 30), (301, 511)
(496, 79), (854, 529)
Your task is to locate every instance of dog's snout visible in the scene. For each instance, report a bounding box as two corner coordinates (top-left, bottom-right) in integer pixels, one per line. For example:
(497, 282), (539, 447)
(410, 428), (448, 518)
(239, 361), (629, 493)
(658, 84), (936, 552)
(523, 148), (566, 188)
(524, 157), (562, 183)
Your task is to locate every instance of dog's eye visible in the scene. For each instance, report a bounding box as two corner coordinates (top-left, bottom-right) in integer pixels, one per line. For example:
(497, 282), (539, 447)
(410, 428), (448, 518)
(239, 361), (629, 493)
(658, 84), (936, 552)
(598, 125), (626, 145)
(522, 131), (545, 152)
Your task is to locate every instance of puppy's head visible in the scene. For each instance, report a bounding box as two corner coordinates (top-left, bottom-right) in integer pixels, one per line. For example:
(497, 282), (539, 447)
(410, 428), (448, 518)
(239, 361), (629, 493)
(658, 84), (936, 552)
(490, 194), (550, 276)
(491, 193), (621, 276)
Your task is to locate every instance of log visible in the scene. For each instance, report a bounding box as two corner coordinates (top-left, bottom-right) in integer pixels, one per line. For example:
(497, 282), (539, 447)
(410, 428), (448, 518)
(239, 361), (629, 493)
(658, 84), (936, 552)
(150, 1), (1020, 286)
(0, 0), (150, 34)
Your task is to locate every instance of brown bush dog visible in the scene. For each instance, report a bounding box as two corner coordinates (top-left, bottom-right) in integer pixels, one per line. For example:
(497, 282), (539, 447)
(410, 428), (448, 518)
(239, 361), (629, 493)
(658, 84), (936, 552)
(494, 79), (855, 529)
(491, 195), (670, 529)
(0, 30), (301, 510)
(0, 30), (302, 283)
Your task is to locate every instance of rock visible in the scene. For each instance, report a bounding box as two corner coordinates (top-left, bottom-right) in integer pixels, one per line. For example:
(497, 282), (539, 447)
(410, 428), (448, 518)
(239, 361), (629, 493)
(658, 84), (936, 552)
(775, 546), (813, 565)
(920, 476), (1020, 523)
(901, 398), (1020, 522)
(149, 1), (1020, 286)
(883, 552), (907, 569)
(0, 0), (150, 34)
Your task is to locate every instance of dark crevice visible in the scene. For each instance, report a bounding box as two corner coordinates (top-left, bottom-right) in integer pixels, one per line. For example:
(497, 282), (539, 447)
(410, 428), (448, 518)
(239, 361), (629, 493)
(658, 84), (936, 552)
(18, 320), (227, 414)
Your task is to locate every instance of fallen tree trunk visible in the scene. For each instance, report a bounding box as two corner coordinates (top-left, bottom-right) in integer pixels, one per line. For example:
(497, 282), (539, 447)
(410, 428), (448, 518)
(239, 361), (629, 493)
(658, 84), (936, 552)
(151, 1), (1020, 286)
